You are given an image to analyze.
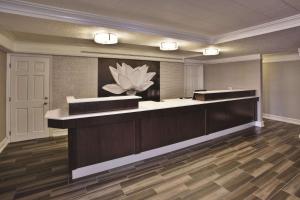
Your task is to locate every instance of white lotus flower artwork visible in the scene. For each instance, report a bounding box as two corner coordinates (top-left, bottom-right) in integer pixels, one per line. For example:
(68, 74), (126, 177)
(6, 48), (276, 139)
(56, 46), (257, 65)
(102, 63), (156, 95)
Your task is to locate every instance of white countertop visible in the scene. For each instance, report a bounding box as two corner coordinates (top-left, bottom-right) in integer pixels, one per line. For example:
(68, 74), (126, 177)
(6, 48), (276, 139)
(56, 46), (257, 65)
(67, 95), (142, 104)
(45, 96), (258, 121)
(194, 89), (254, 94)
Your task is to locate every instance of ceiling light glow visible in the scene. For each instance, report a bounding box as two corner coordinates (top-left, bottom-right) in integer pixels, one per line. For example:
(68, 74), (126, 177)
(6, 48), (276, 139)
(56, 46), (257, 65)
(203, 47), (220, 56)
(160, 41), (178, 51)
(94, 33), (118, 44)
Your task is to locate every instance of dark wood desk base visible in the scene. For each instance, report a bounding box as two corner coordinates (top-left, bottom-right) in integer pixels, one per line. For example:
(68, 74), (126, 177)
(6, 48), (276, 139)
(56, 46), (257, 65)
(49, 97), (258, 179)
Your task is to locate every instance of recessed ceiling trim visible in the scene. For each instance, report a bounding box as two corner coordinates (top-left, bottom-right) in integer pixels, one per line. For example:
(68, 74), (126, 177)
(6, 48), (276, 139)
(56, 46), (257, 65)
(81, 50), (184, 63)
(263, 53), (300, 63)
(0, 0), (210, 44)
(213, 14), (300, 44)
(10, 38), (187, 62)
(200, 54), (261, 64)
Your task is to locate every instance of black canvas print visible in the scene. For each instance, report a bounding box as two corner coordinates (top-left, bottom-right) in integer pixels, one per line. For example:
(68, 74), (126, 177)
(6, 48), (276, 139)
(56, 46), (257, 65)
(98, 58), (160, 101)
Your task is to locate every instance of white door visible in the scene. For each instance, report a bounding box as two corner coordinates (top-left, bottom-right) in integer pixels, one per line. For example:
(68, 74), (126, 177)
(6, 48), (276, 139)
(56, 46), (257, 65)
(10, 55), (50, 142)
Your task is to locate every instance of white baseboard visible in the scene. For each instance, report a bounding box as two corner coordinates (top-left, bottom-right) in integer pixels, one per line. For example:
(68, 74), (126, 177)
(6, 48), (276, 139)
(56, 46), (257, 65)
(263, 114), (300, 125)
(72, 122), (255, 179)
(255, 121), (264, 127)
(51, 131), (68, 137)
(49, 128), (68, 137)
(0, 137), (9, 153)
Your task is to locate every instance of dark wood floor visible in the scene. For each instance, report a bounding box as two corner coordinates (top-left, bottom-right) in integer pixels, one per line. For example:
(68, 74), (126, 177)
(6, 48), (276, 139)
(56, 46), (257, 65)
(0, 119), (300, 200)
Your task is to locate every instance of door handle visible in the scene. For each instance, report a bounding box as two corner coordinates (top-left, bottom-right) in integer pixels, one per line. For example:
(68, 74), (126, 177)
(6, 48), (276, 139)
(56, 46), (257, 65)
(45, 97), (48, 100)
(44, 102), (48, 105)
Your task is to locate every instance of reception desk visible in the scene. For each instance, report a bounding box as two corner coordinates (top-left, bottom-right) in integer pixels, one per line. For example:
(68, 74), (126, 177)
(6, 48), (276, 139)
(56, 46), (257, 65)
(46, 91), (258, 179)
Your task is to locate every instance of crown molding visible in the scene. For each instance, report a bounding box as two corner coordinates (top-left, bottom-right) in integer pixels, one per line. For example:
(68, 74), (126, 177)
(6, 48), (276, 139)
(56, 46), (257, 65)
(1, 1), (300, 46)
(0, 0), (210, 44)
(212, 14), (300, 44)
(263, 53), (300, 63)
(200, 54), (261, 64)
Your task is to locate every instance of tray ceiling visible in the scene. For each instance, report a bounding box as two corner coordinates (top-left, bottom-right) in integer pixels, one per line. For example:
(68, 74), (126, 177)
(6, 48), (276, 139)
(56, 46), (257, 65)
(0, 0), (300, 58)
(19, 0), (300, 35)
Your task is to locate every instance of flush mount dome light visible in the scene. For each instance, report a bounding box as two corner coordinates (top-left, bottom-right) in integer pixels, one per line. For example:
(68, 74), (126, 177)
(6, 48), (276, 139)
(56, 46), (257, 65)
(160, 41), (178, 51)
(94, 33), (118, 44)
(203, 47), (220, 56)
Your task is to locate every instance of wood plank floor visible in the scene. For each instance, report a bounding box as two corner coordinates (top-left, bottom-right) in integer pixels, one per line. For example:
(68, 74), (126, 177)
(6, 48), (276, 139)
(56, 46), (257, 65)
(0, 119), (300, 200)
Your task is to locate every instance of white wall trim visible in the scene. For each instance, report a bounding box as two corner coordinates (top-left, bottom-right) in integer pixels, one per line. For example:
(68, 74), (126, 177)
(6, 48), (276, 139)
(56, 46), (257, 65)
(0, 0), (209, 44)
(263, 53), (300, 63)
(51, 130), (68, 137)
(263, 114), (300, 125)
(255, 121), (264, 127)
(72, 122), (255, 179)
(200, 54), (261, 65)
(6, 54), (11, 142)
(213, 14), (300, 44)
(0, 137), (9, 153)
(49, 55), (53, 111)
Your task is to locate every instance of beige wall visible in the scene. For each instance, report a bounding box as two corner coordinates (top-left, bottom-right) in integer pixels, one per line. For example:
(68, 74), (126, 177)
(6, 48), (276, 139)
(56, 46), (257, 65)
(263, 60), (300, 120)
(0, 50), (6, 141)
(184, 62), (204, 97)
(52, 56), (98, 110)
(204, 60), (263, 122)
(160, 62), (184, 99)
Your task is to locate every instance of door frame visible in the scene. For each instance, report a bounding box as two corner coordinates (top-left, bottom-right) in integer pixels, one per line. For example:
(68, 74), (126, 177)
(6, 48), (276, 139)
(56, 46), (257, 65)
(6, 53), (53, 142)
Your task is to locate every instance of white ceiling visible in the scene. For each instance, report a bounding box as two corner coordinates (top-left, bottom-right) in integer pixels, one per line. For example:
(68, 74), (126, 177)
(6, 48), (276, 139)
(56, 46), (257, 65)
(19, 0), (300, 35)
(0, 0), (300, 58)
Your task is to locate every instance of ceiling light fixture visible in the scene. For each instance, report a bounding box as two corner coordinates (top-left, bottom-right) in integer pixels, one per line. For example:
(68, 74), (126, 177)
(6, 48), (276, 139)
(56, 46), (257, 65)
(160, 41), (178, 51)
(203, 47), (220, 56)
(94, 33), (118, 44)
